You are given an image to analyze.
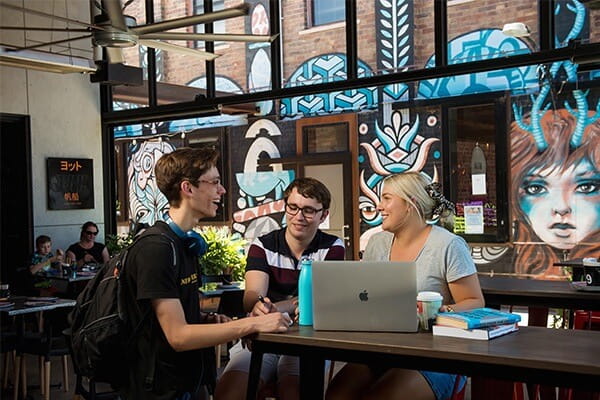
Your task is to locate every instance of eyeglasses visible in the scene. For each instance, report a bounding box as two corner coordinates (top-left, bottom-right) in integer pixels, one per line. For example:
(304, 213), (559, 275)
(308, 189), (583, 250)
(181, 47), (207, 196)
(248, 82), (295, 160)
(86, 231), (98, 236)
(285, 203), (323, 219)
(195, 178), (222, 186)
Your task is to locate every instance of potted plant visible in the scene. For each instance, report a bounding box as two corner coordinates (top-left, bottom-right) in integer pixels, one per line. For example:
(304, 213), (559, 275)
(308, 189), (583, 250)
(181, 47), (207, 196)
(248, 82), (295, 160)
(196, 226), (247, 283)
(105, 232), (135, 257)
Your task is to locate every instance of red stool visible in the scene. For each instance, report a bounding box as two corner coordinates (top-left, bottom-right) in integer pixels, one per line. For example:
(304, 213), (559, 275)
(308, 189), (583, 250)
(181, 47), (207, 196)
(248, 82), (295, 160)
(573, 310), (600, 331)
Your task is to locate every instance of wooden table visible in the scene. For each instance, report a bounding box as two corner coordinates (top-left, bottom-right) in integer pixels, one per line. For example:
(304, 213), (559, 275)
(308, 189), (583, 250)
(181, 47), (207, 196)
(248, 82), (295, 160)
(246, 326), (600, 400)
(479, 275), (600, 310)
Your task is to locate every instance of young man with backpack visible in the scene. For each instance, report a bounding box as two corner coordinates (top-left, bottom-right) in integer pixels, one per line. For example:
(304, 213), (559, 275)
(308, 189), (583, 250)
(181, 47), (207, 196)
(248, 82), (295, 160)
(119, 147), (291, 399)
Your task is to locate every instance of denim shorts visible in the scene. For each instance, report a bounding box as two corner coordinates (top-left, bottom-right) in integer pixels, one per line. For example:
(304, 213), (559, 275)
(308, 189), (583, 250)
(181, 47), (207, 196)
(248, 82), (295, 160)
(420, 371), (466, 400)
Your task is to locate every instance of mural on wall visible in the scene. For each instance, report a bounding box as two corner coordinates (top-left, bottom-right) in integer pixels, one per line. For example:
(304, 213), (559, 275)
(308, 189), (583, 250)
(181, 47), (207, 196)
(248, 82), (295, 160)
(280, 53), (378, 117)
(358, 109), (441, 250)
(113, 0), (598, 279)
(375, 0), (412, 102)
(246, 1), (273, 115)
(418, 29), (537, 99)
(127, 140), (174, 225)
(510, 3), (598, 278)
(231, 119), (296, 242)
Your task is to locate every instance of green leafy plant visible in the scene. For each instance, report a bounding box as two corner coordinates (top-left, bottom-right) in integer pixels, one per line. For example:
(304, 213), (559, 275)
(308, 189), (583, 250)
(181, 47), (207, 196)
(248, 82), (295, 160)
(196, 226), (247, 282)
(106, 232), (135, 257)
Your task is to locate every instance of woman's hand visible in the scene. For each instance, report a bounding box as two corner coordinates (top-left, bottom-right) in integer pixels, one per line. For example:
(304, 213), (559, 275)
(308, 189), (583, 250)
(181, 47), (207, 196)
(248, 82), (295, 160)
(439, 305), (454, 313)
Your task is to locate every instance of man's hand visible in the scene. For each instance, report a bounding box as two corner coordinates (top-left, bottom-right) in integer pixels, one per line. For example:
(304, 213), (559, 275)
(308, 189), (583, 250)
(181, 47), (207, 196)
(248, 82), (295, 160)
(251, 296), (277, 316)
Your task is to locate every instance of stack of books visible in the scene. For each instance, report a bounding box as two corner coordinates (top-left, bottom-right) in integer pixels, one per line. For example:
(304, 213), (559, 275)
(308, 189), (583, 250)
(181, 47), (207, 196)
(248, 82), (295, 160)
(433, 307), (521, 340)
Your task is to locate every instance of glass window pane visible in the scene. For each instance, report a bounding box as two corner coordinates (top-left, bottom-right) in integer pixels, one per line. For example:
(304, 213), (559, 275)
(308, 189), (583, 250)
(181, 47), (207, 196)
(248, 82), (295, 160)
(280, 1), (347, 116)
(448, 104), (499, 238)
(447, 0), (540, 66)
(313, 0), (345, 26)
(554, 0), (594, 47)
(194, 0), (226, 48)
(304, 123), (349, 153)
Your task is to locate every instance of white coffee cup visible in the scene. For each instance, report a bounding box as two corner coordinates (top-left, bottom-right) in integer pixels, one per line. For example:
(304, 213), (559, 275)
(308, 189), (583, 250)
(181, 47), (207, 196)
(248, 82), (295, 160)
(417, 291), (443, 331)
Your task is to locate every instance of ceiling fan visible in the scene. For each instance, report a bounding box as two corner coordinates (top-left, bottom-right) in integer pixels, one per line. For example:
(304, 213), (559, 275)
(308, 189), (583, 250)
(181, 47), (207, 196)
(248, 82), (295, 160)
(0, 0), (276, 65)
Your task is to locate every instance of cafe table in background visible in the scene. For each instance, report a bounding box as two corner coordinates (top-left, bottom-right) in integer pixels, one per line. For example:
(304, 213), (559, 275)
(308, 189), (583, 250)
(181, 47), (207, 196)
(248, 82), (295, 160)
(1, 296), (76, 399)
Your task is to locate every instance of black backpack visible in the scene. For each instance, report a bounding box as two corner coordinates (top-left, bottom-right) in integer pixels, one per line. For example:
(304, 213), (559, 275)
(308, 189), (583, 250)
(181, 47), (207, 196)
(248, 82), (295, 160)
(69, 231), (176, 388)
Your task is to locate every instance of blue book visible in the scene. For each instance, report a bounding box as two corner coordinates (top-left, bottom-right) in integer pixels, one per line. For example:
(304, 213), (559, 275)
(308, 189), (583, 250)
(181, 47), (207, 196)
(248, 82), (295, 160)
(435, 308), (521, 329)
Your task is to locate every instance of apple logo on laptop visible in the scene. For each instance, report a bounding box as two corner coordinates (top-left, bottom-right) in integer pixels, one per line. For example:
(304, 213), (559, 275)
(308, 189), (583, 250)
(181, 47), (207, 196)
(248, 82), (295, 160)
(359, 289), (369, 302)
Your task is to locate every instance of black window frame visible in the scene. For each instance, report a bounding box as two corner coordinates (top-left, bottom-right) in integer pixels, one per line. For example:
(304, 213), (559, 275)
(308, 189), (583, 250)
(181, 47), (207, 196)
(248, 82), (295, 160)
(193, 0), (226, 49)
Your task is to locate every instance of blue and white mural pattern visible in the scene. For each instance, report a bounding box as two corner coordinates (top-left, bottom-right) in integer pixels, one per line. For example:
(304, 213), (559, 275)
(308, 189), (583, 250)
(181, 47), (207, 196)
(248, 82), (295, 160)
(376, 0), (411, 101)
(280, 54), (378, 117)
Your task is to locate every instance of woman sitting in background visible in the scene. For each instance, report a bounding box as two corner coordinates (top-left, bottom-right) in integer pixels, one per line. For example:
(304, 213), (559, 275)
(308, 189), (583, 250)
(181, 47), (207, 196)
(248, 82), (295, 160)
(326, 172), (484, 400)
(66, 221), (109, 267)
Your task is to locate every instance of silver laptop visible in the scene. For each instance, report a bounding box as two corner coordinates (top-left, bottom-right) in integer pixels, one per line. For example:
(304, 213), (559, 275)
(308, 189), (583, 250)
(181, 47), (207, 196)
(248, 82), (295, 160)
(312, 261), (418, 332)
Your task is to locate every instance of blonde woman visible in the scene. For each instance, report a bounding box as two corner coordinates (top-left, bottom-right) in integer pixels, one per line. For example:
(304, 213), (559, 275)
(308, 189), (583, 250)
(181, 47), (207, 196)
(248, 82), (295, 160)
(326, 172), (484, 400)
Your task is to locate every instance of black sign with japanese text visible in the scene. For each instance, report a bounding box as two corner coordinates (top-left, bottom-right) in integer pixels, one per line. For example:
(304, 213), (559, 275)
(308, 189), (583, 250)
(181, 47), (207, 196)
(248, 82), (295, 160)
(47, 157), (94, 210)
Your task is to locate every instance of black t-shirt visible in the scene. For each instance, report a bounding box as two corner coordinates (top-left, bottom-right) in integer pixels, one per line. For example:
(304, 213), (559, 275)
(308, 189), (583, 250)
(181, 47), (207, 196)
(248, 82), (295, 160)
(67, 242), (106, 263)
(121, 222), (215, 399)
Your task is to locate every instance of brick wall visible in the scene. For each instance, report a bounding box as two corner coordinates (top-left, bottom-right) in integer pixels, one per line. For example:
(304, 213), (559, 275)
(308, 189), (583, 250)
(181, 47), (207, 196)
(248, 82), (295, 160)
(124, 0), (595, 88)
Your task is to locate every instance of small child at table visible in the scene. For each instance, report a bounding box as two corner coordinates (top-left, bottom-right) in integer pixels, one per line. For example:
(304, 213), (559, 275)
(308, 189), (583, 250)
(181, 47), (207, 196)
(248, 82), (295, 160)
(29, 235), (64, 275)
(28, 235), (64, 294)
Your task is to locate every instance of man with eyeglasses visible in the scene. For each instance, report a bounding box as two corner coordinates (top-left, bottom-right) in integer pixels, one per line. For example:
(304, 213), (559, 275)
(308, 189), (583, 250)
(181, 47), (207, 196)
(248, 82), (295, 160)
(119, 147), (291, 400)
(215, 177), (345, 400)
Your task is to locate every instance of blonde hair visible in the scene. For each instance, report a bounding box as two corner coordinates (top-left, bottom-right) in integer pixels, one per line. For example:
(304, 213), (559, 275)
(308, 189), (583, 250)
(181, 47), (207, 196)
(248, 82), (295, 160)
(382, 172), (455, 226)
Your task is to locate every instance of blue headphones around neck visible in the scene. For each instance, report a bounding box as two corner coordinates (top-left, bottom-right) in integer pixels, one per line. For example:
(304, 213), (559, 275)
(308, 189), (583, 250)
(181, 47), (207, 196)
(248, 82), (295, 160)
(166, 218), (208, 257)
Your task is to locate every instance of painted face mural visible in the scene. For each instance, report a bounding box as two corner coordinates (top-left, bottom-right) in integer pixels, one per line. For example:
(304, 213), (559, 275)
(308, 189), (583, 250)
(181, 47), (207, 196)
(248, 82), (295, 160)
(509, 0), (599, 278)
(518, 159), (600, 250)
(511, 108), (600, 277)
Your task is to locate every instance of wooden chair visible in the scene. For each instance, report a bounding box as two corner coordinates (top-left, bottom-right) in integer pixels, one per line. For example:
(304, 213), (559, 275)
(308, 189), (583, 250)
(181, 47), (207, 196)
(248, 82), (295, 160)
(1, 328), (17, 391)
